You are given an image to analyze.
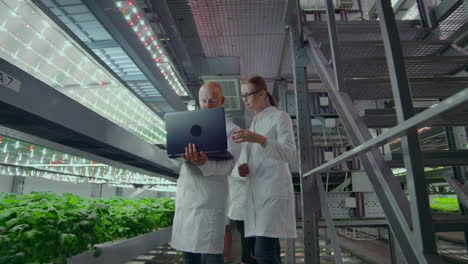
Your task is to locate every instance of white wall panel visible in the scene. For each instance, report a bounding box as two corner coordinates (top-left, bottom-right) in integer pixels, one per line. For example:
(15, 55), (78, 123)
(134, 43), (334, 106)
(22, 177), (92, 198)
(0, 175), (13, 193)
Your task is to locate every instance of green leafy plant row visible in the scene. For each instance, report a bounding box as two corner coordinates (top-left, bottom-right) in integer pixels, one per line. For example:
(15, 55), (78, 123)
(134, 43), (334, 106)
(0, 191), (175, 264)
(430, 197), (460, 213)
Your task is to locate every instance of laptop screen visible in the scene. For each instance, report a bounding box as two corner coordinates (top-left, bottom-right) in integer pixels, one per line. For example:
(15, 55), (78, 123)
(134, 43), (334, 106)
(165, 107), (228, 158)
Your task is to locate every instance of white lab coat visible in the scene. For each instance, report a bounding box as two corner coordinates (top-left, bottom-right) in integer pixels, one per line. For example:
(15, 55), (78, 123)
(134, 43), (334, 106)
(170, 118), (241, 254)
(227, 171), (247, 221)
(234, 106), (297, 238)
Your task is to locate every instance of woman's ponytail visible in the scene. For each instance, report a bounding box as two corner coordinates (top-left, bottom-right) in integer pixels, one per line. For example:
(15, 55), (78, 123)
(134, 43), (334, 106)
(266, 92), (278, 108)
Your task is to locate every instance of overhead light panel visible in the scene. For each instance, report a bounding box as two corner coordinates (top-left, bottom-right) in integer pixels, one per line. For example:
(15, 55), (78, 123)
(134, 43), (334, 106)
(115, 0), (189, 97)
(0, 0), (166, 143)
(0, 135), (176, 186)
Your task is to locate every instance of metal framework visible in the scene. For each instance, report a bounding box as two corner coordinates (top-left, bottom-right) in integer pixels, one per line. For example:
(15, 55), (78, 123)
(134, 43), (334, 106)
(80, 0), (190, 110)
(32, 0), (185, 116)
(0, 59), (178, 179)
(286, 0), (468, 263)
(285, 0), (320, 262)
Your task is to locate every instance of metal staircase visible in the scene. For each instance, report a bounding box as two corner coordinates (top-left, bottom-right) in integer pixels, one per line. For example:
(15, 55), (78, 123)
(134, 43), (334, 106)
(285, 0), (468, 263)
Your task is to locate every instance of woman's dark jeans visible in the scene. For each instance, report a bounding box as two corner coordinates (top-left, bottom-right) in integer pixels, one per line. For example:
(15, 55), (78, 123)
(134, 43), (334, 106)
(254, 236), (281, 264)
(234, 220), (256, 263)
(183, 252), (223, 264)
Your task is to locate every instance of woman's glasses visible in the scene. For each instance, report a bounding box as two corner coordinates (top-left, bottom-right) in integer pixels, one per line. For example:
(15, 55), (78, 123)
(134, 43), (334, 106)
(241, 89), (262, 99)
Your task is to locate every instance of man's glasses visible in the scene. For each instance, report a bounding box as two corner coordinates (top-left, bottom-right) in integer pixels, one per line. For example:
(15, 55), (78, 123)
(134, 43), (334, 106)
(199, 98), (219, 104)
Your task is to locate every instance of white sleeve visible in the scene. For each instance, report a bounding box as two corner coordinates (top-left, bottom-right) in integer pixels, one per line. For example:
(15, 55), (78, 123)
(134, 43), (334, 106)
(262, 112), (296, 163)
(229, 146), (248, 182)
(168, 157), (183, 169)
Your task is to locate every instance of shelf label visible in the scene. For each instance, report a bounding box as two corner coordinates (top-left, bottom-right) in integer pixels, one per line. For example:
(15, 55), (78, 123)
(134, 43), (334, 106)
(0, 70), (21, 92)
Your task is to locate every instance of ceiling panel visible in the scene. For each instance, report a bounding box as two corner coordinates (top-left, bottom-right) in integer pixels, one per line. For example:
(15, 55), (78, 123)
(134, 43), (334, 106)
(189, 0), (292, 79)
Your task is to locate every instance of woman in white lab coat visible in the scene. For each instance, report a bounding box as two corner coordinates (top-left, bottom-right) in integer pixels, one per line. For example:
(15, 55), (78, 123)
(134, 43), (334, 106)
(232, 76), (297, 264)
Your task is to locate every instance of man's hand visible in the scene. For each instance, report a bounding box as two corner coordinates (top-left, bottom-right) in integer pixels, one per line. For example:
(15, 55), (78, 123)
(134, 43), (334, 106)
(182, 143), (208, 166)
(238, 163), (249, 177)
(233, 129), (266, 145)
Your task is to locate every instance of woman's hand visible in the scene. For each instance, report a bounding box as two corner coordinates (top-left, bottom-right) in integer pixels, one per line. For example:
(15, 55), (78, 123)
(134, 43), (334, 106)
(233, 129), (266, 144)
(182, 143), (208, 166)
(238, 163), (249, 177)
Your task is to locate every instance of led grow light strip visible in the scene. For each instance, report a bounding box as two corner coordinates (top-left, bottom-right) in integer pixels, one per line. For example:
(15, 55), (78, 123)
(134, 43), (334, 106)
(0, 0), (166, 143)
(115, 0), (189, 97)
(0, 135), (177, 185)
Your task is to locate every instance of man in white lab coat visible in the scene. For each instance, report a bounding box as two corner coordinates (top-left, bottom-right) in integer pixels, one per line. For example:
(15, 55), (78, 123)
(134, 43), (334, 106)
(170, 82), (242, 264)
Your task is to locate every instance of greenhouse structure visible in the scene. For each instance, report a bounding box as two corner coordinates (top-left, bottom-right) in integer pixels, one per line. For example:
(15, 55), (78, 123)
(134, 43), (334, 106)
(1, 0), (468, 263)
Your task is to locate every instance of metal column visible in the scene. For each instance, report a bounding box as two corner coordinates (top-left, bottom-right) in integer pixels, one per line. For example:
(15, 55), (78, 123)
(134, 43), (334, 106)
(389, 228), (407, 264)
(416, 0), (436, 29)
(91, 184), (103, 198)
(303, 0), (439, 258)
(286, 1), (320, 263)
(116, 187), (123, 197)
(316, 175), (344, 264)
(277, 80), (296, 264)
(11, 175), (25, 195)
(376, 0), (437, 256)
(446, 126), (468, 251)
(306, 37), (429, 264)
(324, 0), (345, 91)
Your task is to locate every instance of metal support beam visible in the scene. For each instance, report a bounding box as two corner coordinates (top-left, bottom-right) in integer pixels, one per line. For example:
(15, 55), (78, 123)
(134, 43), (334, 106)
(285, 239), (296, 264)
(393, 0), (408, 14)
(276, 80), (288, 112)
(442, 174), (468, 209)
(359, 0), (370, 20)
(377, 0), (436, 255)
(316, 175), (344, 264)
(446, 126), (468, 251)
(116, 187), (123, 197)
(84, 39), (120, 50)
(435, 0), (464, 21)
(416, 0), (436, 28)
(389, 228), (407, 264)
(446, 127), (468, 180)
(302, 87), (468, 176)
(0, 59), (179, 179)
(331, 177), (351, 192)
(81, 0), (189, 110)
(324, 0), (345, 92)
(148, 0), (200, 83)
(91, 184), (103, 198)
(11, 176), (25, 195)
(305, 38), (431, 263)
(286, 1), (320, 263)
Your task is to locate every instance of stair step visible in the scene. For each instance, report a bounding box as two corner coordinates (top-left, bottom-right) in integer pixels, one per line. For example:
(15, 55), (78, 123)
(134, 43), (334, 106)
(318, 219), (387, 228)
(320, 40), (452, 58)
(344, 76), (468, 100)
(304, 20), (430, 41)
(363, 108), (468, 128)
(385, 150), (468, 167)
(433, 215), (468, 232)
(341, 56), (468, 78)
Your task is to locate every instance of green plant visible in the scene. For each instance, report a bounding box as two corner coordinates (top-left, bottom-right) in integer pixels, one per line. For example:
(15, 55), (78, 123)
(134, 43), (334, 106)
(0, 191), (174, 263)
(430, 197), (459, 213)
